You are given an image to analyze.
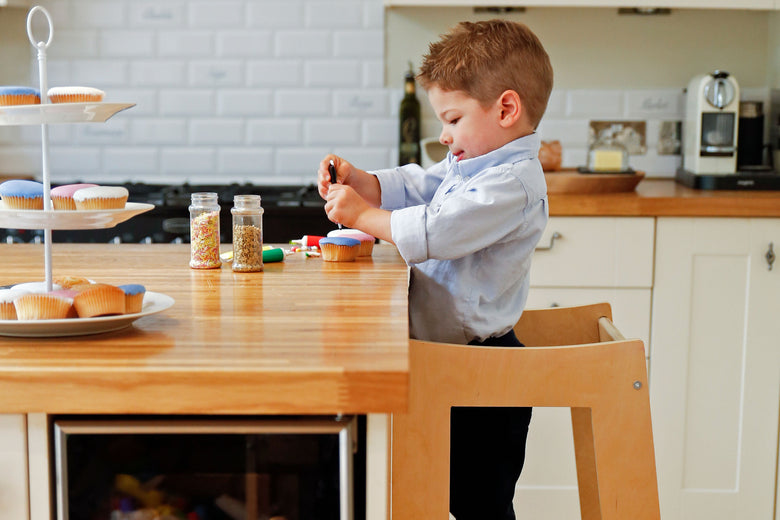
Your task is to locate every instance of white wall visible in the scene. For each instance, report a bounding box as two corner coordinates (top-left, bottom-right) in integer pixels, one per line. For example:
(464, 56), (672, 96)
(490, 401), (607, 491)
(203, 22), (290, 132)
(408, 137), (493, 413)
(0, 1), (777, 183)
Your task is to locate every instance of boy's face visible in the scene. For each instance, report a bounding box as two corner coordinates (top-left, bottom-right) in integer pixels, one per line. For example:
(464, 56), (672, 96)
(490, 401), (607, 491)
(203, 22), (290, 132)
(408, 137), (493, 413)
(428, 86), (505, 162)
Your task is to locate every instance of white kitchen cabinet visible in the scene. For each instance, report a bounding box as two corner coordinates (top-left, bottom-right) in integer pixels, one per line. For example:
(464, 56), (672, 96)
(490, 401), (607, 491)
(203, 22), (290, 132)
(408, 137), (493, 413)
(384, 0), (775, 9)
(650, 217), (780, 520)
(515, 217), (655, 519)
(0, 414), (29, 520)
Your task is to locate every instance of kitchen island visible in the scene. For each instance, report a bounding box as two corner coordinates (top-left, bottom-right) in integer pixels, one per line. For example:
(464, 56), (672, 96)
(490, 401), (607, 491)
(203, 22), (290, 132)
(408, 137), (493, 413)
(0, 243), (410, 415)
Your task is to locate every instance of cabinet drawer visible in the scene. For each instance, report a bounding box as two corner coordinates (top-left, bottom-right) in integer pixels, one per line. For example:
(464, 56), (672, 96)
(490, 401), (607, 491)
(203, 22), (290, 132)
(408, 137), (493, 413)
(530, 217), (654, 288)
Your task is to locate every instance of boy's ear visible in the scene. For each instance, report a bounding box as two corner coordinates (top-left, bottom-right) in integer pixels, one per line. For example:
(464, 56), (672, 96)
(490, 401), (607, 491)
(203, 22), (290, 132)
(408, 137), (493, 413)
(497, 89), (522, 128)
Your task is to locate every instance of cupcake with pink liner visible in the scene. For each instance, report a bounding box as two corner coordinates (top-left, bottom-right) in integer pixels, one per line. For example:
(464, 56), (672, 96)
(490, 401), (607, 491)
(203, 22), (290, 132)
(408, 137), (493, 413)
(51, 183), (98, 210)
(73, 186), (128, 210)
(327, 229), (375, 256)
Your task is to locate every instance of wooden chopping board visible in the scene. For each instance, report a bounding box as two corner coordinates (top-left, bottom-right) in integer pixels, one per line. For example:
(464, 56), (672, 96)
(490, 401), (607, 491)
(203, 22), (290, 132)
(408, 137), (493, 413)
(544, 168), (644, 194)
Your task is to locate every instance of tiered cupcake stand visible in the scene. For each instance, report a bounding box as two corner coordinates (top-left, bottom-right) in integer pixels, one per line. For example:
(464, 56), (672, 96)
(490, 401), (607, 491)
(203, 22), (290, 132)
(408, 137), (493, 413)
(0, 6), (173, 337)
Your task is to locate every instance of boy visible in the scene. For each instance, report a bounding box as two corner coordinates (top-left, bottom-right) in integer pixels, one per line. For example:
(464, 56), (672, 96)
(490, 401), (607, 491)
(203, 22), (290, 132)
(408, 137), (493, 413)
(317, 19), (553, 520)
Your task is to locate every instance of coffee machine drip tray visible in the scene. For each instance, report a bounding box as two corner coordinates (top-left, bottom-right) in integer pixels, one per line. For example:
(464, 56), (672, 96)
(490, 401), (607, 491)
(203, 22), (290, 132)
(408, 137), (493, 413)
(676, 168), (780, 190)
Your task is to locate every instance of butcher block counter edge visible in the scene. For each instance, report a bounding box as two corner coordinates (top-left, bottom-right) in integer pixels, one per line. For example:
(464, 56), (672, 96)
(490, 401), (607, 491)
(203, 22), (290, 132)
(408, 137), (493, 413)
(548, 179), (780, 217)
(0, 244), (410, 415)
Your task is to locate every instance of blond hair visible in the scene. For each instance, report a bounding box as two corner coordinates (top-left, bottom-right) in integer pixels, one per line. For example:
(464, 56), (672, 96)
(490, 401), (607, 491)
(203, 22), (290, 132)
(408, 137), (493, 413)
(417, 19), (553, 129)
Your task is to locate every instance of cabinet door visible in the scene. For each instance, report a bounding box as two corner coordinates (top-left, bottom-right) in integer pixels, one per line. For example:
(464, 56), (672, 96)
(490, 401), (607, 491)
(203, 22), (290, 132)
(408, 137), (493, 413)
(0, 414), (29, 520)
(514, 288), (651, 520)
(651, 218), (780, 520)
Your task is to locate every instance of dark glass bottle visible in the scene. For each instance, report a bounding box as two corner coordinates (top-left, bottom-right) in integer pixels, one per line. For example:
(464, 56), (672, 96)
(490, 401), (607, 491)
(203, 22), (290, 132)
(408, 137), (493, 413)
(398, 64), (421, 166)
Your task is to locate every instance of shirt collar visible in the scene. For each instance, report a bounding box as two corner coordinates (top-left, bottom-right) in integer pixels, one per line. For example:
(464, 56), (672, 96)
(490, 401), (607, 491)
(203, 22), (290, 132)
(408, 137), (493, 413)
(446, 132), (541, 178)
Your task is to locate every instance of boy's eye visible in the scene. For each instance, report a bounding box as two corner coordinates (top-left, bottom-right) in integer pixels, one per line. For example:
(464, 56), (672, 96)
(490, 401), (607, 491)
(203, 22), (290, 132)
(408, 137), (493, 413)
(449, 118), (460, 125)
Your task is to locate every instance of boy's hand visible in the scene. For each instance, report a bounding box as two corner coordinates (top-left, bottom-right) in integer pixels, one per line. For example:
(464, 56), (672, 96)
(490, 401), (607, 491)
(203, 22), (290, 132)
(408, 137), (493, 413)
(317, 155), (355, 200)
(324, 184), (370, 230)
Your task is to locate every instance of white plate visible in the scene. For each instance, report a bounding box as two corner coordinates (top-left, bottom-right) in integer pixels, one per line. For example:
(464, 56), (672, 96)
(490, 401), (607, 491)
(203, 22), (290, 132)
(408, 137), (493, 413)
(0, 202), (154, 230)
(0, 291), (174, 337)
(0, 102), (135, 125)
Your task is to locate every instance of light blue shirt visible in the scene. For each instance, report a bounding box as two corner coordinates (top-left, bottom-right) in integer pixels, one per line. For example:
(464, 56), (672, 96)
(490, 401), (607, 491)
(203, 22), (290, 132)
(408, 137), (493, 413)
(372, 133), (548, 344)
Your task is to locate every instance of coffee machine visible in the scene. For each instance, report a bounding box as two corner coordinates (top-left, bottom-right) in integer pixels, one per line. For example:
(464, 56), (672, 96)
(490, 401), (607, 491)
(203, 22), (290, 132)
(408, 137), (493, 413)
(683, 70), (739, 174)
(677, 70), (780, 189)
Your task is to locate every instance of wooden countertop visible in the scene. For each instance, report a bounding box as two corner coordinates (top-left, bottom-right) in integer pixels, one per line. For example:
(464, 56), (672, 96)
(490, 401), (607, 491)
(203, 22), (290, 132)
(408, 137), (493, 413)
(548, 179), (780, 217)
(0, 244), (410, 415)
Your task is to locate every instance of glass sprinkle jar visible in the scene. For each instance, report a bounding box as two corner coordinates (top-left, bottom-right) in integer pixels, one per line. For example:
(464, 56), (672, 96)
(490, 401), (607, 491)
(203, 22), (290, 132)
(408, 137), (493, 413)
(231, 194), (264, 272)
(189, 192), (221, 269)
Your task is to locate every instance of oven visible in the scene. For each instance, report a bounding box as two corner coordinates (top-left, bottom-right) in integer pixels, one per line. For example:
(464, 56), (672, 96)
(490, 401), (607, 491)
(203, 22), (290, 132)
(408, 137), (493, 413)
(53, 415), (366, 520)
(0, 183), (334, 244)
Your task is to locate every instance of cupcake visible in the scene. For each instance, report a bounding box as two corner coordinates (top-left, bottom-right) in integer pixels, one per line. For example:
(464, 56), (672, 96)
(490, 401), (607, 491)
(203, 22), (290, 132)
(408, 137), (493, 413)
(0, 289), (22, 320)
(51, 184), (98, 210)
(53, 275), (93, 289)
(118, 284), (146, 314)
(47, 86), (105, 104)
(73, 186), (128, 210)
(14, 293), (74, 320)
(0, 86), (41, 106)
(48, 290), (79, 318)
(72, 283), (126, 318)
(0, 180), (44, 210)
(327, 229), (375, 256)
(319, 237), (360, 262)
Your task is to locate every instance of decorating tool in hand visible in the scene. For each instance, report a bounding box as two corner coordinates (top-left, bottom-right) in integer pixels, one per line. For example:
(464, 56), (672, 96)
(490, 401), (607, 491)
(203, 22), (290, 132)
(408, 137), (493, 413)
(328, 159), (342, 229)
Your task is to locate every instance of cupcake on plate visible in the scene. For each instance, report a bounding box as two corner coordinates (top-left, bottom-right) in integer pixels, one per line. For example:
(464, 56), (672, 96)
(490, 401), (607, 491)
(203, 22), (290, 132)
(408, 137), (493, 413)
(73, 186), (128, 210)
(0, 86), (41, 106)
(319, 237), (360, 262)
(0, 179), (44, 210)
(118, 284), (146, 314)
(327, 229), (375, 256)
(51, 183), (98, 210)
(0, 289), (22, 320)
(47, 86), (104, 104)
(14, 292), (74, 320)
(72, 283), (126, 318)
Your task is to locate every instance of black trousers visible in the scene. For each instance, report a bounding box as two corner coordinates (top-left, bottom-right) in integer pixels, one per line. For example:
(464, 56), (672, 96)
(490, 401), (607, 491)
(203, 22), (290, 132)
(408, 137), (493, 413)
(449, 330), (532, 520)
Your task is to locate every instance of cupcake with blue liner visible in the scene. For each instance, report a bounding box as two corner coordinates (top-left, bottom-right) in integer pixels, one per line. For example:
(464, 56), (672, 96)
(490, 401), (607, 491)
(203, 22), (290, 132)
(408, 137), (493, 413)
(319, 237), (360, 262)
(0, 86), (41, 106)
(118, 284), (146, 314)
(0, 180), (44, 210)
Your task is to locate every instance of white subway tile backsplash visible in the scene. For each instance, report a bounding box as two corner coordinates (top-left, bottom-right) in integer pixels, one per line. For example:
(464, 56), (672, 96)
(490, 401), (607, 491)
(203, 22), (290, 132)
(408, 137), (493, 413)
(247, 119), (302, 145)
(103, 147), (159, 176)
(189, 1), (246, 29)
(275, 31), (331, 58)
(304, 118), (360, 145)
(217, 31), (273, 57)
(218, 147), (273, 175)
(625, 89), (684, 119)
(566, 90), (624, 119)
(131, 61), (187, 86)
(189, 60), (244, 86)
(129, 2), (186, 28)
(275, 89), (331, 116)
(3, 0), (687, 185)
(159, 90), (214, 116)
(71, 60), (128, 87)
(247, 1), (304, 29)
(247, 60), (301, 87)
(132, 119), (188, 144)
(305, 2), (362, 28)
(305, 61), (361, 87)
(334, 90), (388, 116)
(190, 118), (245, 145)
(100, 31), (155, 58)
(218, 90), (273, 116)
(334, 31), (383, 58)
(158, 31), (215, 57)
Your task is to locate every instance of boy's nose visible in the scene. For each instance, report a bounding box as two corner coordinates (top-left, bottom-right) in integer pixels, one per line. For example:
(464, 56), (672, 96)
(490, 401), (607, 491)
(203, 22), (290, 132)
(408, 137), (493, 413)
(439, 131), (452, 146)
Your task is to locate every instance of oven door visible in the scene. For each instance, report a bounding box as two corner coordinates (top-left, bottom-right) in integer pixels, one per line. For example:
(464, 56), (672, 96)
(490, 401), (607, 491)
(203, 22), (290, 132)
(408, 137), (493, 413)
(54, 416), (356, 520)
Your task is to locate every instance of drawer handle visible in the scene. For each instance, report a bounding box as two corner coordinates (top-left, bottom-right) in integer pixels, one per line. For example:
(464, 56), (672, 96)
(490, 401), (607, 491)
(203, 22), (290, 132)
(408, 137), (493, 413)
(766, 242), (775, 271)
(536, 231), (562, 252)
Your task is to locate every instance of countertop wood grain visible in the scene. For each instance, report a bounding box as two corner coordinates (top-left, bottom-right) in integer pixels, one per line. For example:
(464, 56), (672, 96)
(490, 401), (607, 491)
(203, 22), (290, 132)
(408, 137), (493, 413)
(0, 244), (409, 415)
(548, 178), (780, 217)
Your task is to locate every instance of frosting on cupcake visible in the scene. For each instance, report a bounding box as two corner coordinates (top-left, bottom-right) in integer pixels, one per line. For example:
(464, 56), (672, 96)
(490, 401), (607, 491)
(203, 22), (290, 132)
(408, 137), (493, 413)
(118, 284), (145, 296)
(47, 86), (105, 102)
(52, 183), (98, 198)
(0, 180), (44, 199)
(72, 186), (128, 202)
(319, 237), (360, 247)
(0, 86), (41, 96)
